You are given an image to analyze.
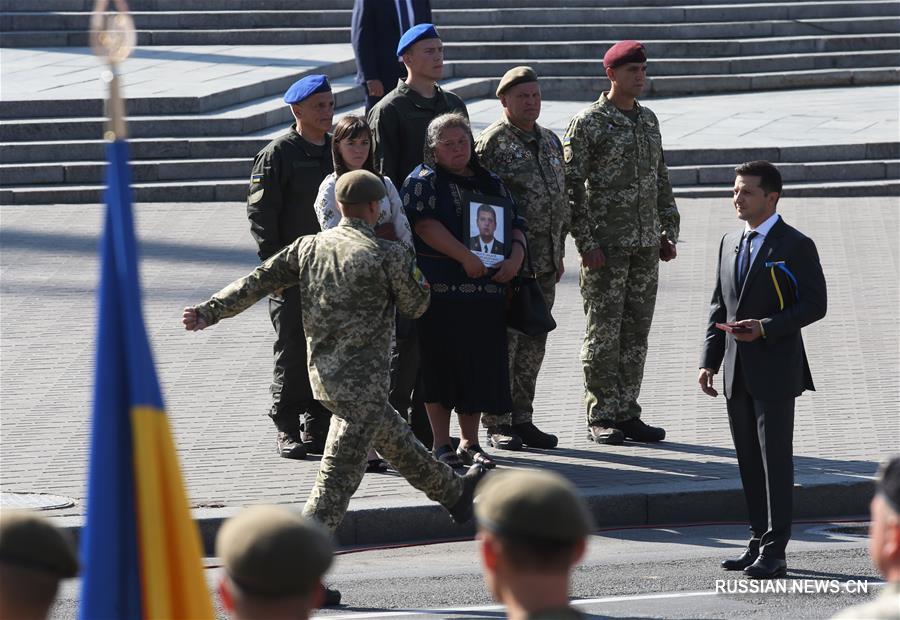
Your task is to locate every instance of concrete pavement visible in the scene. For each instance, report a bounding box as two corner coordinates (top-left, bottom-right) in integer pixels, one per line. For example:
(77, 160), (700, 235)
(1, 195), (897, 548)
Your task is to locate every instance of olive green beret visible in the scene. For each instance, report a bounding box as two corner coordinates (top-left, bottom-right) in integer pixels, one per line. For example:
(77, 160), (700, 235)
(334, 169), (385, 205)
(0, 510), (78, 578)
(216, 506), (333, 598)
(496, 66), (539, 97)
(475, 469), (593, 544)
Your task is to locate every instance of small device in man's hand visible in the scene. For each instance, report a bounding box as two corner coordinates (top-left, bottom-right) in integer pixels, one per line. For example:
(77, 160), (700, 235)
(715, 322), (752, 334)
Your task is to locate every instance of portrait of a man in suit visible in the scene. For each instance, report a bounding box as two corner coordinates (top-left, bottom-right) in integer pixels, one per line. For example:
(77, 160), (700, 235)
(699, 160), (827, 580)
(469, 203), (505, 255)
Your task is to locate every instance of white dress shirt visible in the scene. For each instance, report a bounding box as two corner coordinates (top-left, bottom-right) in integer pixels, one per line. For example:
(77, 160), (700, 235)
(739, 212), (780, 276)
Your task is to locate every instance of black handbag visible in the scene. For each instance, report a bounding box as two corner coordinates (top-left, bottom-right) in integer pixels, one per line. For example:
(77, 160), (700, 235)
(506, 237), (557, 337)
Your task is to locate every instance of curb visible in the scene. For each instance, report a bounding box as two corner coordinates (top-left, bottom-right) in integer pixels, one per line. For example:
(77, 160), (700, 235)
(48, 473), (875, 555)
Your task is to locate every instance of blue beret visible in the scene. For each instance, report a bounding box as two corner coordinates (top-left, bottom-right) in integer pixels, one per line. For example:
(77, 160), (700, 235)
(396, 23), (440, 57)
(283, 74), (331, 105)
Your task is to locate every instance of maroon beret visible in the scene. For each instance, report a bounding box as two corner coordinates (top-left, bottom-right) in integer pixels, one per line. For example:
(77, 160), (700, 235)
(603, 40), (647, 69)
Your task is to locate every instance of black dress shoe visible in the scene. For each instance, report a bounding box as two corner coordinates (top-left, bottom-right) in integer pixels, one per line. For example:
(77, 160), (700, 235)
(721, 548), (759, 570)
(744, 556), (787, 579)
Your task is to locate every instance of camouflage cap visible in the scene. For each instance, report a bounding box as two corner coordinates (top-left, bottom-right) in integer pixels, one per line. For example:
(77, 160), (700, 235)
(216, 506), (333, 597)
(0, 510), (78, 578)
(496, 66), (538, 97)
(603, 40), (647, 69)
(475, 469), (593, 544)
(334, 169), (386, 205)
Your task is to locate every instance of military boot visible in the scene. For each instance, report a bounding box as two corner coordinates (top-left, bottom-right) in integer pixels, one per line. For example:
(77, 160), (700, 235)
(485, 424), (523, 451)
(512, 421), (558, 449)
(446, 464), (489, 524)
(615, 418), (666, 442)
(319, 585), (341, 607)
(587, 423), (624, 445)
(276, 431), (307, 460)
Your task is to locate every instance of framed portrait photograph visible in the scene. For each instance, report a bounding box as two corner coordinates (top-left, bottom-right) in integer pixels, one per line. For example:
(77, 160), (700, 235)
(462, 192), (513, 269)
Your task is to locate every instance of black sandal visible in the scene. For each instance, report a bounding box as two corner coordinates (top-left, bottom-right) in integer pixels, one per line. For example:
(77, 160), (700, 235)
(365, 458), (389, 473)
(434, 444), (466, 469)
(456, 444), (497, 469)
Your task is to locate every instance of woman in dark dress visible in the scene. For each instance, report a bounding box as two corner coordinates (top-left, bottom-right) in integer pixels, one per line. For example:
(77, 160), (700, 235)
(400, 113), (526, 469)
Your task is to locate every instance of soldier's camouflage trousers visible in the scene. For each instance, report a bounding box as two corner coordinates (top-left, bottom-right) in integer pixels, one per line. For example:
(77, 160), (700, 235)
(580, 247), (658, 425)
(302, 400), (463, 532)
(483, 271), (557, 428)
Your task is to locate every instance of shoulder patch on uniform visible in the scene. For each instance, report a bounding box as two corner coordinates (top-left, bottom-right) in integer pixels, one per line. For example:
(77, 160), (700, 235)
(411, 264), (430, 292)
(563, 138), (574, 163)
(250, 173), (263, 184)
(249, 187), (265, 204)
(562, 136), (571, 146)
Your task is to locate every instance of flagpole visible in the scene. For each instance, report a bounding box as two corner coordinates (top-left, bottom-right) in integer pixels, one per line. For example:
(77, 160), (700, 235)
(90, 0), (135, 141)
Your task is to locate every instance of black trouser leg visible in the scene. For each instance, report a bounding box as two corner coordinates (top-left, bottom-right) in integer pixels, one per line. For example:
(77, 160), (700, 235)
(727, 360), (794, 559)
(389, 317), (432, 447)
(268, 286), (331, 438)
(389, 324), (433, 447)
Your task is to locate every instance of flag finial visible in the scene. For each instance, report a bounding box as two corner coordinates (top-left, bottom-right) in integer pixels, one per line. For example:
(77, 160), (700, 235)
(90, 0), (135, 140)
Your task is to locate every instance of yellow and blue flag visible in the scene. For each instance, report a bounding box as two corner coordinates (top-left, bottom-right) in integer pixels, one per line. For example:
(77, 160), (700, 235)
(79, 139), (214, 619)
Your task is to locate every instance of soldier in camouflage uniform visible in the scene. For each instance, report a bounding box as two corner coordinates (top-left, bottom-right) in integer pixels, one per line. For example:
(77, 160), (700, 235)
(563, 41), (680, 446)
(475, 67), (568, 451)
(183, 170), (485, 540)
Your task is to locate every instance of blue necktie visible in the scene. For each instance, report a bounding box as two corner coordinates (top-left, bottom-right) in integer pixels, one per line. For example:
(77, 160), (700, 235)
(397, 0), (411, 34)
(738, 230), (758, 289)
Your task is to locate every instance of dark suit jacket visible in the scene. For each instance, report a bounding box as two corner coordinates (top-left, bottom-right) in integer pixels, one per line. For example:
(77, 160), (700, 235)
(700, 216), (827, 400)
(470, 236), (505, 255)
(351, 0), (433, 87)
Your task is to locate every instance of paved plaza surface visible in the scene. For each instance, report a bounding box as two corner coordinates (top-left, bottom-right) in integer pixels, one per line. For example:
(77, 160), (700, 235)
(1, 195), (897, 536)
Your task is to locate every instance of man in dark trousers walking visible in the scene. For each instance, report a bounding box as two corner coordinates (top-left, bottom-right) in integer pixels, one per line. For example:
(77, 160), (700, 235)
(699, 160), (827, 579)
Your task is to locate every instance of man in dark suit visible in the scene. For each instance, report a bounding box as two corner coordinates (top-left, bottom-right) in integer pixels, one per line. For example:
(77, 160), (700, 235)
(351, 0), (433, 112)
(469, 204), (505, 255)
(699, 161), (827, 579)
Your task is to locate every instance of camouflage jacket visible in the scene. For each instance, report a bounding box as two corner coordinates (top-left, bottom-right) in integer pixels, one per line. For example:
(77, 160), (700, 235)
(475, 116), (568, 275)
(195, 218), (431, 402)
(563, 93), (679, 252)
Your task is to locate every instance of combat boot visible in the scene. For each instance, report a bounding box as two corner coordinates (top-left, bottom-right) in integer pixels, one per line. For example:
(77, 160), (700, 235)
(446, 464), (489, 524)
(276, 431), (307, 460)
(318, 585), (341, 607)
(512, 421), (558, 449)
(615, 418), (666, 442)
(587, 423), (624, 445)
(485, 424), (523, 451)
(300, 429), (327, 455)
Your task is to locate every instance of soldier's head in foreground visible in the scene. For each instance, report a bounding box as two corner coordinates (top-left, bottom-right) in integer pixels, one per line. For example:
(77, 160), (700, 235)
(216, 506), (334, 620)
(603, 40), (648, 100)
(476, 469), (593, 618)
(733, 160), (783, 228)
(398, 23), (444, 83)
(496, 66), (541, 132)
(0, 510), (78, 620)
(283, 74), (335, 140)
(870, 457), (900, 582)
(334, 169), (387, 226)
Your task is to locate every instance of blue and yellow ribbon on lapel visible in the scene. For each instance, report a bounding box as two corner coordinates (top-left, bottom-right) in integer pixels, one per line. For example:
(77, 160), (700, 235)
(765, 261), (799, 310)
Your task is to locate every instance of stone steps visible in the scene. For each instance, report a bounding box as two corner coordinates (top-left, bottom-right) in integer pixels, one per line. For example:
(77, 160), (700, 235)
(5, 2), (897, 31)
(3, 141), (896, 204)
(6, 17), (898, 47)
(4, 173), (897, 205)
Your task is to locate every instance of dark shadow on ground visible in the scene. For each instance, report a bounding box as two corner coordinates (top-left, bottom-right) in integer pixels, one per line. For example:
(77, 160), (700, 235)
(0, 227), (257, 266)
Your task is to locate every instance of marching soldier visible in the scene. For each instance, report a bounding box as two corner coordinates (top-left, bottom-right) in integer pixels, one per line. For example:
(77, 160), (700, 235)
(475, 66), (567, 451)
(246, 74), (336, 459)
(184, 170), (486, 602)
(564, 41), (680, 446)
